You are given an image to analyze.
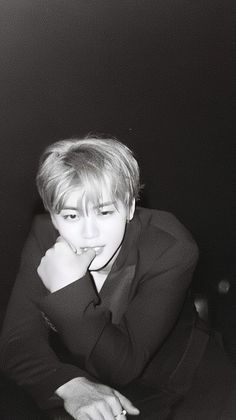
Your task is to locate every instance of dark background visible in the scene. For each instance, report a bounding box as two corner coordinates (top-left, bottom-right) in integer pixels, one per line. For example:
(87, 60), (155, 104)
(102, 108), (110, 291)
(0, 1), (235, 337)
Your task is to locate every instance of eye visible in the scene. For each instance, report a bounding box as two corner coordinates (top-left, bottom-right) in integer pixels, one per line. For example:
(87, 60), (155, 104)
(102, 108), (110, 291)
(62, 213), (79, 221)
(97, 209), (115, 216)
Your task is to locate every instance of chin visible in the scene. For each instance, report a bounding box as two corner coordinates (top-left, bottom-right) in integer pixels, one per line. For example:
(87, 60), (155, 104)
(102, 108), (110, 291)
(89, 259), (106, 272)
(89, 255), (113, 272)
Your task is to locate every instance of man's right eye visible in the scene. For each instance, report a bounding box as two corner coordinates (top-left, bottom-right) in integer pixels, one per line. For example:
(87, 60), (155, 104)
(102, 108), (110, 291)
(62, 214), (78, 220)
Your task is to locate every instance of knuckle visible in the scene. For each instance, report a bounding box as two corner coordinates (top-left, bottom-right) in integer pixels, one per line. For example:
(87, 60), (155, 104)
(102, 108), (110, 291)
(80, 405), (95, 416)
(55, 241), (68, 253)
(37, 258), (44, 272)
(107, 394), (117, 405)
(75, 407), (86, 416)
(98, 398), (107, 406)
(74, 408), (88, 420)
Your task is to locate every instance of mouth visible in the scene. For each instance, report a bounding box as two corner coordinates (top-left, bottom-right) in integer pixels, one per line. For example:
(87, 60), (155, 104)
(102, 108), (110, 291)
(80, 246), (104, 256)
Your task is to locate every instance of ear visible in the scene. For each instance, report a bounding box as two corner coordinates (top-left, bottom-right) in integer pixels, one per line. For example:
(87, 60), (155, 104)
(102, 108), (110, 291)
(128, 199), (135, 222)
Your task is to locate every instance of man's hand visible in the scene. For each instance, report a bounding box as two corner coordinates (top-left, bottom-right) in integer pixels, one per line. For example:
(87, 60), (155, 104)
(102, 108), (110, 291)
(55, 377), (140, 420)
(37, 237), (95, 293)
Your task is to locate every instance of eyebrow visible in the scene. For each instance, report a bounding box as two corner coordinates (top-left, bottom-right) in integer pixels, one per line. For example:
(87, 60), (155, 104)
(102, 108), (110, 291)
(94, 201), (116, 209)
(61, 201), (116, 211)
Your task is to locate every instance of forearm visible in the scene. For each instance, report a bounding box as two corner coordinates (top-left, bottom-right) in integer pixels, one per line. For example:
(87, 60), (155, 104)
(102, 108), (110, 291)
(39, 261), (197, 387)
(0, 326), (85, 409)
(0, 286), (93, 409)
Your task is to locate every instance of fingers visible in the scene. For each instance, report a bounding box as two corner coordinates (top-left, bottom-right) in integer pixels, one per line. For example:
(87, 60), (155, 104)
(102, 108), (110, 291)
(55, 237), (96, 265)
(74, 404), (116, 420)
(114, 390), (140, 416)
(77, 411), (103, 420)
(55, 236), (75, 252)
(114, 414), (127, 420)
(105, 394), (124, 419)
(75, 414), (90, 420)
(76, 396), (126, 420)
(55, 236), (69, 246)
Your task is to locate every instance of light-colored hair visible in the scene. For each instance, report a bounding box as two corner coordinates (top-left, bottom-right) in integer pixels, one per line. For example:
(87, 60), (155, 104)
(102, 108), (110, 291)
(36, 135), (141, 213)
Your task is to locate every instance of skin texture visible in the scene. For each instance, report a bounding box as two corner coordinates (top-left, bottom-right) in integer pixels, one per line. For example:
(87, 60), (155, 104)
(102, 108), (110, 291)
(38, 188), (135, 293)
(56, 377), (139, 420)
(37, 238), (96, 293)
(37, 187), (138, 419)
(50, 188), (135, 273)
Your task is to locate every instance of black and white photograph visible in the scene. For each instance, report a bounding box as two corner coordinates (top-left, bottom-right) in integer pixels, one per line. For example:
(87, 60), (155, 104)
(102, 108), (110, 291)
(0, 1), (235, 419)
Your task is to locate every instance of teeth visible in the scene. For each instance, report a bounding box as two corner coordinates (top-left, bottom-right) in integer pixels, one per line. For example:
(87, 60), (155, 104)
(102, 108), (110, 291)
(81, 246), (102, 253)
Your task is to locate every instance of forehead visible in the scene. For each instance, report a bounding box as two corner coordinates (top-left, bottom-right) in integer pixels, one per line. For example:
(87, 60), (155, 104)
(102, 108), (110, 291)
(62, 186), (114, 210)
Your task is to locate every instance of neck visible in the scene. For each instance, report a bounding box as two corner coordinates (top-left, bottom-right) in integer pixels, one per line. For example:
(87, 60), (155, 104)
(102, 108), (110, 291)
(90, 271), (107, 293)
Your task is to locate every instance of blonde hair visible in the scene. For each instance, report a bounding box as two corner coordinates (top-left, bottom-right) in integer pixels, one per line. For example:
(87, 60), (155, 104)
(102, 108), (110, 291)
(36, 135), (141, 213)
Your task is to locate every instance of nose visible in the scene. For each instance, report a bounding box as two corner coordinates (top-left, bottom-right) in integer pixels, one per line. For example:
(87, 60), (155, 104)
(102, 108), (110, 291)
(81, 216), (99, 239)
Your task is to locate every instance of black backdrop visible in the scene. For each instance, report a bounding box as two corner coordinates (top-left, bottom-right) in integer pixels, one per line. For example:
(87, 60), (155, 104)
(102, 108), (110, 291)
(0, 1), (235, 326)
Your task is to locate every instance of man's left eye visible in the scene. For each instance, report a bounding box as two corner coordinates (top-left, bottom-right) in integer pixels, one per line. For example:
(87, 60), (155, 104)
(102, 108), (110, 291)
(99, 210), (114, 216)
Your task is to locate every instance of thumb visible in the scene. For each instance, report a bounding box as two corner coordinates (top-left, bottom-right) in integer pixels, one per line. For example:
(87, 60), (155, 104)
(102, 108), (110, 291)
(79, 248), (96, 265)
(114, 390), (140, 415)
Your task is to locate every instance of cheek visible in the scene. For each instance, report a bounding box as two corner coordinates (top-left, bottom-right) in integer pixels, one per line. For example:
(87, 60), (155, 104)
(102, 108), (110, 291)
(107, 220), (126, 244)
(55, 222), (76, 240)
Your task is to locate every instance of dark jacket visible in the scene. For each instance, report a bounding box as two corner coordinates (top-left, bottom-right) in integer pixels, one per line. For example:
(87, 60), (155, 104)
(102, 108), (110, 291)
(0, 207), (199, 409)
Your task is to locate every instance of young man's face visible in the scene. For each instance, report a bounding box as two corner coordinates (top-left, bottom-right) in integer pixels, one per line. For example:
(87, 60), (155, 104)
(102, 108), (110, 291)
(51, 188), (135, 273)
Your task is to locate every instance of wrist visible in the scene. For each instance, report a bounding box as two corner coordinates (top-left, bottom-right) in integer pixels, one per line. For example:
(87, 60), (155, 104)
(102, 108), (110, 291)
(55, 377), (86, 399)
(49, 276), (79, 293)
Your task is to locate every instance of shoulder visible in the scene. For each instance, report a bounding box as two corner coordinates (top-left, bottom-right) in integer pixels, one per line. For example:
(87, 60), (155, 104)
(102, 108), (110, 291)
(134, 207), (199, 268)
(135, 207), (195, 241)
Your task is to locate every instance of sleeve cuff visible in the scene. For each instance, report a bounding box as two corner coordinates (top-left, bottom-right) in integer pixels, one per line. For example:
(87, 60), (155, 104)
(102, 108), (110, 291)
(38, 272), (100, 327)
(30, 363), (96, 409)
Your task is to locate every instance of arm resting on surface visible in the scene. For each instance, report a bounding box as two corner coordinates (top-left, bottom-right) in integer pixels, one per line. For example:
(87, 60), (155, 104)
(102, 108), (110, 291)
(0, 219), (96, 409)
(39, 238), (199, 386)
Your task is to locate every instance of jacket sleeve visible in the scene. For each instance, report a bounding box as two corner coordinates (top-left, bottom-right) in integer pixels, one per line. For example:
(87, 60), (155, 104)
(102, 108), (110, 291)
(38, 233), (199, 387)
(0, 218), (98, 409)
